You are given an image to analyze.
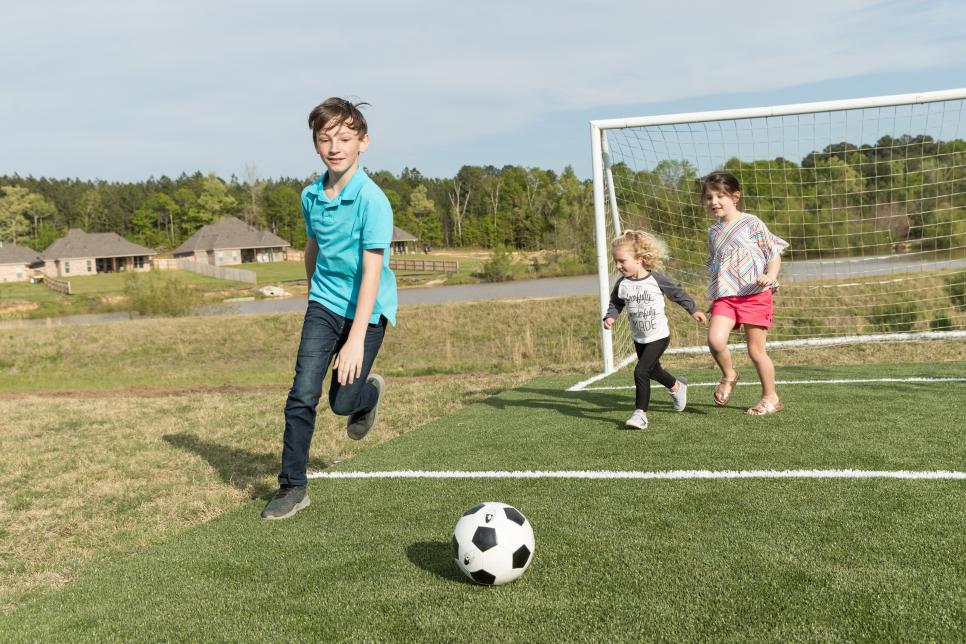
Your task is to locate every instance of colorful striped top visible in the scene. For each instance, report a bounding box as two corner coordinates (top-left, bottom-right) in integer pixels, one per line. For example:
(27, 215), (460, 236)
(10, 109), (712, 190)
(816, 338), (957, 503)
(706, 213), (789, 300)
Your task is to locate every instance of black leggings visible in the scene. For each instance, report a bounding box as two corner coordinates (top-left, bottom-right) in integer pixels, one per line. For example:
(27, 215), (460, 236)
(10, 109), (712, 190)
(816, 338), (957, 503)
(633, 336), (677, 411)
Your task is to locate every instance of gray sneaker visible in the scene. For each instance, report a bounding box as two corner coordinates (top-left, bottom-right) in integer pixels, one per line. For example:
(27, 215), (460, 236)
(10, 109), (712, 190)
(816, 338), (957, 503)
(669, 376), (688, 412)
(346, 374), (385, 440)
(625, 409), (648, 430)
(261, 485), (310, 520)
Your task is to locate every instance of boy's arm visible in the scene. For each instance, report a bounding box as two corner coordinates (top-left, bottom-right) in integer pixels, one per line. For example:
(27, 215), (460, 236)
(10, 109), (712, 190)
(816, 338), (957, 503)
(333, 248), (383, 386)
(304, 237), (319, 283)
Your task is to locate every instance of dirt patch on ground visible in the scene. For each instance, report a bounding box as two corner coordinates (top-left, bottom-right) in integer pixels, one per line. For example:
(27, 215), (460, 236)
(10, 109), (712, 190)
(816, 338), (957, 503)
(437, 249), (491, 259)
(0, 302), (39, 315)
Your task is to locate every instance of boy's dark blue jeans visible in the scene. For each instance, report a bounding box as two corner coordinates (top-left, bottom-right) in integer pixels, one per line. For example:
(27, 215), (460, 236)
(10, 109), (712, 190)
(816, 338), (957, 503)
(279, 301), (386, 486)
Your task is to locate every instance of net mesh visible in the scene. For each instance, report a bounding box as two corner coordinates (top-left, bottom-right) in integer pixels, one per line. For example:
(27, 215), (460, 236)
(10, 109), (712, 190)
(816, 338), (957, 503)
(598, 96), (966, 370)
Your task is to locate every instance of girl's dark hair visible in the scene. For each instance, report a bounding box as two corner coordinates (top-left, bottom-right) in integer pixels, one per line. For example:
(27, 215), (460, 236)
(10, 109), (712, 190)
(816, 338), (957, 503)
(701, 171), (742, 208)
(308, 97), (370, 142)
(701, 171), (740, 195)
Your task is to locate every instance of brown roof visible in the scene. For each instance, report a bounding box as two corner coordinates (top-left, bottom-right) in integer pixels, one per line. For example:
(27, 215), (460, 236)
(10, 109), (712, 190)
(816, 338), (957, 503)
(0, 242), (43, 265)
(43, 229), (156, 260)
(172, 217), (290, 255)
(392, 226), (418, 242)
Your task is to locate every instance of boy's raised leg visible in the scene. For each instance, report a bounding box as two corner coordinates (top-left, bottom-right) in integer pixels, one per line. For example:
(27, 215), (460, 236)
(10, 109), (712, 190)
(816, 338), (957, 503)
(346, 374), (385, 440)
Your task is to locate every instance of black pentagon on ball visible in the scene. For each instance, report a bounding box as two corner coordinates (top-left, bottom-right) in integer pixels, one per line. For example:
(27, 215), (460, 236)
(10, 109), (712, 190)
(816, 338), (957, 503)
(472, 526), (498, 552)
(470, 569), (496, 585)
(512, 544), (531, 568)
(462, 503), (486, 516)
(503, 507), (526, 526)
(451, 536), (459, 559)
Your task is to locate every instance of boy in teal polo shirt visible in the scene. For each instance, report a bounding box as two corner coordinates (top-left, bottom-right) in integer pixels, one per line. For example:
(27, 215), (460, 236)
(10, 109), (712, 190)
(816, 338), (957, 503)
(262, 97), (397, 520)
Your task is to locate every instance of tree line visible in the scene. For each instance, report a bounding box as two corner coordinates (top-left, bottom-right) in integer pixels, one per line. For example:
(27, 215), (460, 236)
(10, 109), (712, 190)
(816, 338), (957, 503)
(0, 165), (596, 267)
(615, 134), (966, 261)
(2, 133), (964, 265)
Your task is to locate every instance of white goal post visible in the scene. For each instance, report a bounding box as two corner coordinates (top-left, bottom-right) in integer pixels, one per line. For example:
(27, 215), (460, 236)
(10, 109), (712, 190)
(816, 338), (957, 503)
(590, 88), (966, 376)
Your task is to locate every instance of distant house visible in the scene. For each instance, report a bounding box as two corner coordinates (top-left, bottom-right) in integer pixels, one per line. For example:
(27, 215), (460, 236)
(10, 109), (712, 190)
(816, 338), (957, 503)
(0, 241), (44, 283)
(42, 229), (156, 278)
(392, 226), (418, 255)
(172, 217), (290, 266)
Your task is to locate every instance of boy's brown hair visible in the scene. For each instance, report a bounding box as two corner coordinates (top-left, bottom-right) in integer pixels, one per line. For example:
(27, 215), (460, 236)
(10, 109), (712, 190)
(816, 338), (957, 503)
(308, 97), (370, 142)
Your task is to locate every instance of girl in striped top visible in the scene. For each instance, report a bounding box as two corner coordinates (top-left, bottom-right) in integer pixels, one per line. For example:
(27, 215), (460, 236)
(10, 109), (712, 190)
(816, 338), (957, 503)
(703, 172), (789, 416)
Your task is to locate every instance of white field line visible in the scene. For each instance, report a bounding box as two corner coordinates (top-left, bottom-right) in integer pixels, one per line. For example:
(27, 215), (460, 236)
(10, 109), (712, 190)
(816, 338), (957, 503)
(578, 376), (966, 392)
(309, 469), (966, 480)
(569, 331), (966, 391)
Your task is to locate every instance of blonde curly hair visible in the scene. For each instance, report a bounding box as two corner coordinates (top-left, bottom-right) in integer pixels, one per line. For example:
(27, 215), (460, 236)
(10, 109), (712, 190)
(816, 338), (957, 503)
(611, 229), (668, 271)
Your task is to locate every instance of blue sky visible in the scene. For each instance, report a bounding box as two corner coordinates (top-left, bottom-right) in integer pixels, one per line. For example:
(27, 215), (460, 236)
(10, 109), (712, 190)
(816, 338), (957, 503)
(2, 0), (965, 182)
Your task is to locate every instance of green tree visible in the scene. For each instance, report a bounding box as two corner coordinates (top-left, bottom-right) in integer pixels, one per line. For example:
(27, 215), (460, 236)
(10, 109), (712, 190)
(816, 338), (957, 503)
(0, 186), (56, 243)
(78, 188), (108, 231)
(554, 166), (595, 266)
(131, 193), (179, 248)
(182, 172), (237, 236)
(407, 184), (437, 245)
(242, 164), (267, 227)
(262, 183), (303, 249)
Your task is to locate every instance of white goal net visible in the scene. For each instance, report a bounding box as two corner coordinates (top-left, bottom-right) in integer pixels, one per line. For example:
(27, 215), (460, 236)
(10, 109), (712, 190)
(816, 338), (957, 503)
(590, 88), (966, 375)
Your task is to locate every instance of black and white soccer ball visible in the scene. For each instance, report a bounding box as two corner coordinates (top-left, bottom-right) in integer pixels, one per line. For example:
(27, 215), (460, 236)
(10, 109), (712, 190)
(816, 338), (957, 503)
(452, 501), (535, 586)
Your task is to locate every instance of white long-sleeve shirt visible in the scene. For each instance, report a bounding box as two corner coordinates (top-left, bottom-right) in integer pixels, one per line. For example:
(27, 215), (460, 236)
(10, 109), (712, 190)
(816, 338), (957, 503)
(605, 271), (699, 344)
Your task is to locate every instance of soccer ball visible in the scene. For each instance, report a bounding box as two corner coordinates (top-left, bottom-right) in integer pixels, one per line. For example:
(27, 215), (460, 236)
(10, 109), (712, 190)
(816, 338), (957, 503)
(452, 501), (535, 585)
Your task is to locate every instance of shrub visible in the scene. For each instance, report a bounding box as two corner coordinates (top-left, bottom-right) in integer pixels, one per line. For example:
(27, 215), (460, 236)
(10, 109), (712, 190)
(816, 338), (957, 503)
(124, 271), (202, 317)
(479, 246), (514, 283)
(929, 312), (954, 331)
(530, 252), (594, 278)
(866, 303), (920, 333)
(945, 270), (966, 311)
(780, 316), (825, 338)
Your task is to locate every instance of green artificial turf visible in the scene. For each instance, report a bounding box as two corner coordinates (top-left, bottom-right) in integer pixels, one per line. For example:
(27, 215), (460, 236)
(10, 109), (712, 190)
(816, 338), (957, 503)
(2, 362), (964, 641)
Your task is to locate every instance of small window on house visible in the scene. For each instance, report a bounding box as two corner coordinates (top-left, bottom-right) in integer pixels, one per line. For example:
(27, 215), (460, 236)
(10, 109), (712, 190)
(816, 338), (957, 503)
(134, 256), (144, 269)
(87, 260), (92, 272)
(64, 261), (70, 274)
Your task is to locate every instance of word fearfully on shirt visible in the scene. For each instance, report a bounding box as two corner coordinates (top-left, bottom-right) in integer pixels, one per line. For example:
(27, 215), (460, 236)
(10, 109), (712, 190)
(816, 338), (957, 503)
(605, 272), (698, 344)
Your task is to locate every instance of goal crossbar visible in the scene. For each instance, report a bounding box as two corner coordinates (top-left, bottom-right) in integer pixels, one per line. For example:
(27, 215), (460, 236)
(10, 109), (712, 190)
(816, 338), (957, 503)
(591, 88), (966, 132)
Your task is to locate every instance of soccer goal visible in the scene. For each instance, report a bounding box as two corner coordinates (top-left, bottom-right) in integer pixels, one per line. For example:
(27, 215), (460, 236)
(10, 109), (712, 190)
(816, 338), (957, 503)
(589, 88), (966, 377)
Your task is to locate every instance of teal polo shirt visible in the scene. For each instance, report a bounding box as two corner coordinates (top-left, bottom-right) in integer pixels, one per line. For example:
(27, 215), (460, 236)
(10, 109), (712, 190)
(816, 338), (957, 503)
(301, 168), (397, 325)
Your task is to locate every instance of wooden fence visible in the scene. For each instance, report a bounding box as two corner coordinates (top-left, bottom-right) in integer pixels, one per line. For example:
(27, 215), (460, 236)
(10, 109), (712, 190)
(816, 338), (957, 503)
(175, 259), (257, 284)
(43, 276), (72, 295)
(389, 259), (459, 273)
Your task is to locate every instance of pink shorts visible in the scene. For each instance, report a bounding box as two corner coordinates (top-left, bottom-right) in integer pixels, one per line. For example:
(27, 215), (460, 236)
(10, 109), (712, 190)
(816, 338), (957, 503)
(711, 290), (774, 329)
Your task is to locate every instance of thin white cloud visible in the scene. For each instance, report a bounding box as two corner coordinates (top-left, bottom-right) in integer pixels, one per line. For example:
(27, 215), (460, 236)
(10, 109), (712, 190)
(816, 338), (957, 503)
(1, 0), (965, 179)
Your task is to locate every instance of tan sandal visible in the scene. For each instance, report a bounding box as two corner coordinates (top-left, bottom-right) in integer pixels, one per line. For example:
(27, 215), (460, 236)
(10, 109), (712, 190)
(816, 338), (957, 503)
(713, 371), (739, 406)
(747, 400), (784, 416)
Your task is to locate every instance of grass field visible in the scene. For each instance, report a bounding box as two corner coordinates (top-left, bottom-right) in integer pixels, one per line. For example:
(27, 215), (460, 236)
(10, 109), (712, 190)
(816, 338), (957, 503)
(222, 252), (492, 286)
(226, 248), (585, 288)
(0, 270), (251, 320)
(1, 299), (964, 640)
(0, 248), (589, 321)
